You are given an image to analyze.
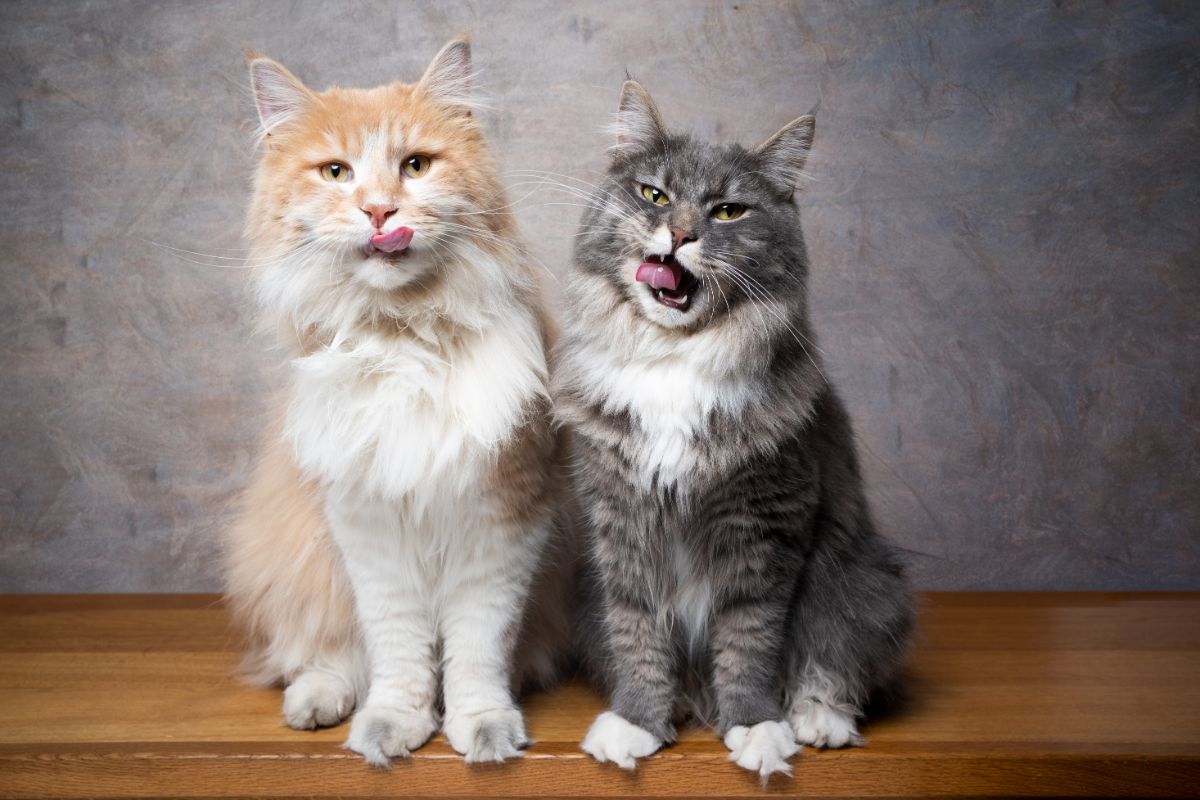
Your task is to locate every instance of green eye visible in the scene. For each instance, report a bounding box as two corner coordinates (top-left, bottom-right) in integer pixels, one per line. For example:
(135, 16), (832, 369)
(319, 162), (353, 183)
(403, 155), (432, 178)
(713, 202), (746, 221)
(640, 184), (669, 206)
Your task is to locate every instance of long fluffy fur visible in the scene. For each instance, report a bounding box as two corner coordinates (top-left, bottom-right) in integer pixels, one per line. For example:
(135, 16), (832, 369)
(224, 40), (573, 765)
(555, 81), (913, 780)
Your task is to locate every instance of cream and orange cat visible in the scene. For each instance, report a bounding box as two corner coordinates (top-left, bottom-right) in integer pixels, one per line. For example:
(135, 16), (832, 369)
(223, 39), (569, 766)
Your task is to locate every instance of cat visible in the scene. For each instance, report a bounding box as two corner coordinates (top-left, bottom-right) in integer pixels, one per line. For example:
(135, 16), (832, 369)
(552, 80), (914, 780)
(223, 38), (572, 766)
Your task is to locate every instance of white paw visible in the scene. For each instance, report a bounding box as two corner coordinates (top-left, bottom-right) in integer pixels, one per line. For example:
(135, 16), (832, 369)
(724, 720), (800, 782)
(790, 699), (863, 749)
(282, 670), (355, 730)
(343, 704), (437, 767)
(580, 711), (663, 769)
(444, 706), (528, 763)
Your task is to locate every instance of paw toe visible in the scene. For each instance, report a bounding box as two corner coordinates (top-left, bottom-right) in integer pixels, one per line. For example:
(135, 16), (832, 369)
(282, 671), (354, 730)
(724, 720), (799, 782)
(446, 707), (528, 763)
(581, 711), (663, 769)
(344, 705), (436, 766)
(790, 699), (862, 749)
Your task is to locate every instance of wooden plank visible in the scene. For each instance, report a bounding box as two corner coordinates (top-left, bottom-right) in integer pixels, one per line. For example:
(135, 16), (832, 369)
(0, 594), (1197, 798)
(1, 748), (1197, 798)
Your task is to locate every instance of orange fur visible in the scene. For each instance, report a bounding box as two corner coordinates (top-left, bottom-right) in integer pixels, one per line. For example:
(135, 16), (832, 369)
(223, 41), (574, 724)
(224, 416), (358, 686)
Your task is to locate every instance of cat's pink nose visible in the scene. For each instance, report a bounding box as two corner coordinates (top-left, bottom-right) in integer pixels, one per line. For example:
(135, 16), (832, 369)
(362, 204), (398, 230)
(670, 227), (696, 251)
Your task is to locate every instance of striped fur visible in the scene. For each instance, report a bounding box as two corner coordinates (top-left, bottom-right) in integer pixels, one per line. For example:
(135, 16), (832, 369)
(555, 81), (913, 780)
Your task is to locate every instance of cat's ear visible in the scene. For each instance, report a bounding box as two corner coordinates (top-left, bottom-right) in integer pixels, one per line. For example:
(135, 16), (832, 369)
(248, 55), (314, 138)
(417, 37), (474, 114)
(614, 80), (666, 150)
(753, 115), (816, 193)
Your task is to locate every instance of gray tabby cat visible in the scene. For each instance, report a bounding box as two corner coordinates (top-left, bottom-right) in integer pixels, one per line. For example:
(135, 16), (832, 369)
(552, 81), (914, 780)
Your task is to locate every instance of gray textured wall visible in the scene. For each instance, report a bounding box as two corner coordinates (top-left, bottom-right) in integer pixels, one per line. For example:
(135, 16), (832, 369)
(1, 1), (1197, 592)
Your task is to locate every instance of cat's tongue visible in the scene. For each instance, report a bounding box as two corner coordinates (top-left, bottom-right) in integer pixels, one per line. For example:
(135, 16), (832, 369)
(370, 226), (413, 254)
(635, 261), (681, 291)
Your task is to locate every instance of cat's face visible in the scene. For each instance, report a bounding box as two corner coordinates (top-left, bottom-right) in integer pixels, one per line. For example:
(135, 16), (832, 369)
(247, 40), (510, 326)
(575, 81), (815, 332)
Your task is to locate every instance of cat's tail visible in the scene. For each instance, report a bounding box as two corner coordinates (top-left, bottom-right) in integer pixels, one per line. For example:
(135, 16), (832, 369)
(223, 420), (366, 699)
(785, 532), (914, 747)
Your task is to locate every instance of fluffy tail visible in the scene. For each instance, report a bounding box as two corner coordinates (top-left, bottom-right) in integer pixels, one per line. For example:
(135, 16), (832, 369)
(223, 424), (364, 690)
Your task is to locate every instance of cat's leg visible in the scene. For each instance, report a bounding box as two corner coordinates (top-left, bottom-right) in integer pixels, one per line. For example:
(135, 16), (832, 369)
(580, 596), (677, 769)
(786, 539), (913, 749)
(692, 474), (804, 782)
(579, 535), (678, 769)
(710, 591), (800, 781)
(439, 522), (546, 763)
(328, 503), (439, 767)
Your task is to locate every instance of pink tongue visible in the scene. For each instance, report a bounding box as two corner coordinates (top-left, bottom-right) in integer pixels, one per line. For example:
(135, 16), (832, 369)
(635, 261), (681, 291)
(370, 226), (414, 253)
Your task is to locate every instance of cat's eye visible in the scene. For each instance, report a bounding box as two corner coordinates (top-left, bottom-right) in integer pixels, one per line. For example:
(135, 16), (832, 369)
(640, 184), (670, 206)
(319, 162), (353, 183)
(403, 155), (432, 178)
(713, 202), (746, 221)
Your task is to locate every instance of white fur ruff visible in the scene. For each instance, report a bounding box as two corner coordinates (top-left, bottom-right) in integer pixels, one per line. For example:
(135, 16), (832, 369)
(565, 301), (757, 492)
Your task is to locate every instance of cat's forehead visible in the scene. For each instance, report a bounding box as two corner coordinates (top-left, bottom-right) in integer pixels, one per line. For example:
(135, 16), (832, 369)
(625, 137), (754, 196)
(288, 83), (458, 157)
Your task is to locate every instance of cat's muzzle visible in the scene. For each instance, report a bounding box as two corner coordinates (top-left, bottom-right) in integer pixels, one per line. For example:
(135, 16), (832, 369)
(636, 254), (698, 311)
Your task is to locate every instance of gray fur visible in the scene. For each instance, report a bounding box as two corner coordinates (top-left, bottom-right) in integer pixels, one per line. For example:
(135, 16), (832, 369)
(553, 82), (913, 743)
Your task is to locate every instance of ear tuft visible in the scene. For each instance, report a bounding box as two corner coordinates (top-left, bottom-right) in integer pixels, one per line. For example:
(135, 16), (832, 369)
(753, 115), (816, 193)
(249, 57), (313, 138)
(418, 37), (474, 113)
(613, 79), (666, 150)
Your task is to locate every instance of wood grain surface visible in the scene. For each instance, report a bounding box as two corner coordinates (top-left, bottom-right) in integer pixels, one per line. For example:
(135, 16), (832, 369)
(1, 593), (1197, 798)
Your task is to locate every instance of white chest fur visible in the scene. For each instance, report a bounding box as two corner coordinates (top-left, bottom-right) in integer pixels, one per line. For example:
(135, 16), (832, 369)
(285, 312), (546, 505)
(571, 324), (755, 491)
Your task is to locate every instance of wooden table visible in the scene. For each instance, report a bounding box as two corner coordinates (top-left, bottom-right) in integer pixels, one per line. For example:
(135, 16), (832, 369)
(0, 593), (1197, 798)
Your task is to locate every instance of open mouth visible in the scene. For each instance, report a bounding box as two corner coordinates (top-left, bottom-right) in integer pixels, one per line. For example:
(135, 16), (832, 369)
(635, 254), (699, 311)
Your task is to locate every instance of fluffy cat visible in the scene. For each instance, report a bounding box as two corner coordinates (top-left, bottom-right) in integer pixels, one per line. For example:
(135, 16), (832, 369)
(553, 81), (914, 780)
(223, 39), (571, 766)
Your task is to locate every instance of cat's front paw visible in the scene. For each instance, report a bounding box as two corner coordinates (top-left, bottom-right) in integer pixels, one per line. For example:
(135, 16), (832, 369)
(724, 720), (800, 783)
(444, 706), (528, 763)
(282, 669), (355, 730)
(581, 711), (663, 769)
(344, 704), (437, 767)
(789, 698), (863, 749)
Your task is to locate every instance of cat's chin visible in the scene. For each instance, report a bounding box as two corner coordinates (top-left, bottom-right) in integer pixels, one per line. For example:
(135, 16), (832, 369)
(630, 279), (708, 330)
(353, 252), (432, 291)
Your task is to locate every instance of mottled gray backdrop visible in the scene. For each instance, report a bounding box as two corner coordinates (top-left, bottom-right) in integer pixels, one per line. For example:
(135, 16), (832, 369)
(1, 1), (1197, 591)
